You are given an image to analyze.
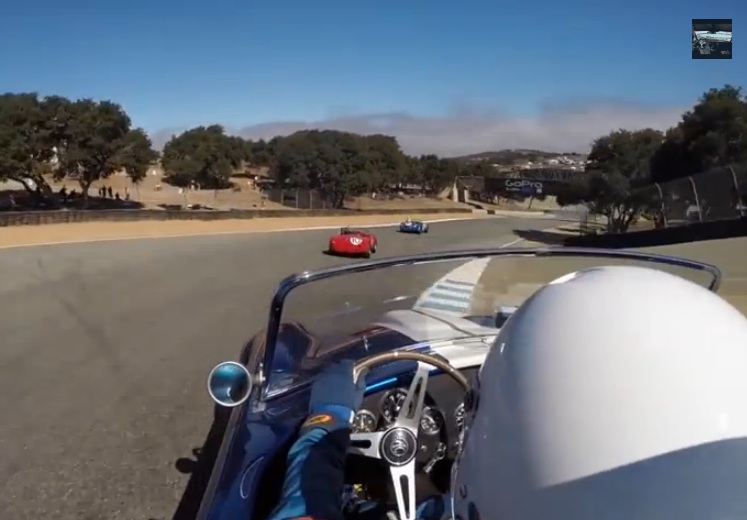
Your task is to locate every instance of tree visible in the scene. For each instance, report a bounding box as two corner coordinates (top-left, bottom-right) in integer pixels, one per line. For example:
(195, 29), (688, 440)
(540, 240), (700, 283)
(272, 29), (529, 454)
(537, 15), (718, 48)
(557, 129), (664, 233)
(244, 139), (275, 167)
(161, 125), (243, 189)
(417, 155), (461, 194)
(271, 130), (383, 208)
(361, 134), (409, 192)
(118, 128), (159, 185)
(0, 92), (62, 198)
(652, 85), (747, 183)
(53, 99), (154, 206)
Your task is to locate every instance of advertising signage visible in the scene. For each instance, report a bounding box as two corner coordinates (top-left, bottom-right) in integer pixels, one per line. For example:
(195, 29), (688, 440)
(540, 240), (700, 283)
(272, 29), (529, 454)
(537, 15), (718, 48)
(480, 177), (568, 197)
(504, 179), (544, 194)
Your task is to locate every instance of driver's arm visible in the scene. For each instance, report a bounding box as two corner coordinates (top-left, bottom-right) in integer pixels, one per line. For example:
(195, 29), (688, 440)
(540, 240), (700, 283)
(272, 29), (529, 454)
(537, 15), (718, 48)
(268, 361), (366, 520)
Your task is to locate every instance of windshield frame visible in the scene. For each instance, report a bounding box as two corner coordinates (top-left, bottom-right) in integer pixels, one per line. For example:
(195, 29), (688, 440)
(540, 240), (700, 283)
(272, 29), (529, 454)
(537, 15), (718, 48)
(257, 246), (722, 402)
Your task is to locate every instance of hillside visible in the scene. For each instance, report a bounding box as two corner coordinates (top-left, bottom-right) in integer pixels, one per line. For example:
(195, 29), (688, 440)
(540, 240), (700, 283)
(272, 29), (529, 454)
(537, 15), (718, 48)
(453, 149), (585, 164)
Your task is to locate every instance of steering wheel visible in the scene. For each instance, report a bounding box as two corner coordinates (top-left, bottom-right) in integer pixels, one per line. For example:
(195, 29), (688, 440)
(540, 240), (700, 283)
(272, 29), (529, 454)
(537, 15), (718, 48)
(349, 351), (470, 520)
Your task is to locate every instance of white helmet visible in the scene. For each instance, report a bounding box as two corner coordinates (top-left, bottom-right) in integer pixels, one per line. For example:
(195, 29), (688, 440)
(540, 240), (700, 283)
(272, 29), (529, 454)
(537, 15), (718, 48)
(452, 265), (747, 520)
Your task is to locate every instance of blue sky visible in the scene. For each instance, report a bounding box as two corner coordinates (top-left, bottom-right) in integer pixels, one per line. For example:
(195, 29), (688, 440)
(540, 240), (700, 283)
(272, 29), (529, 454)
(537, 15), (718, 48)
(0, 0), (744, 155)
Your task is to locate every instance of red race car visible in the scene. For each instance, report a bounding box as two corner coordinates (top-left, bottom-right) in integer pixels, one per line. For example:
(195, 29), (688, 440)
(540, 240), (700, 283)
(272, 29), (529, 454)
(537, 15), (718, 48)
(327, 227), (378, 258)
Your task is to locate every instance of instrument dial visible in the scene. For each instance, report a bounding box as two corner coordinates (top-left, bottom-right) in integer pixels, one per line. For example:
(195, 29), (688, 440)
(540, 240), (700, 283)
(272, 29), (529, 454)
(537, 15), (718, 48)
(352, 410), (377, 433)
(454, 403), (465, 430)
(420, 406), (443, 435)
(381, 389), (408, 424)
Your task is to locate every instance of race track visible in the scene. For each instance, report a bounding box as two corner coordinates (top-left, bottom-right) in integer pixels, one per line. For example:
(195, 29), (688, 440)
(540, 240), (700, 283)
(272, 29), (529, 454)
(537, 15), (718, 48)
(1, 216), (744, 520)
(0, 217), (547, 520)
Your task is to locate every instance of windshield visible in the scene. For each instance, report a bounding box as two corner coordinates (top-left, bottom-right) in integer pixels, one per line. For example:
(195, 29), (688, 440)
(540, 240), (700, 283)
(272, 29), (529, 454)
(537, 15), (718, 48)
(260, 248), (719, 400)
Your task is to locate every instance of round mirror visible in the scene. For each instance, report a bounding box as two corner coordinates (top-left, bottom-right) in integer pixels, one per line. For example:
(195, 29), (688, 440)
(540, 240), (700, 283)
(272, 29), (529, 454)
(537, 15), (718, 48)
(207, 361), (253, 407)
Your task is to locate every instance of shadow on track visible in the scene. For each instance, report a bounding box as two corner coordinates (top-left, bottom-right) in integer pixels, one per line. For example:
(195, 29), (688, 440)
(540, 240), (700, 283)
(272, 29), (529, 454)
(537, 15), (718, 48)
(171, 407), (231, 520)
(512, 228), (571, 246)
(170, 335), (265, 520)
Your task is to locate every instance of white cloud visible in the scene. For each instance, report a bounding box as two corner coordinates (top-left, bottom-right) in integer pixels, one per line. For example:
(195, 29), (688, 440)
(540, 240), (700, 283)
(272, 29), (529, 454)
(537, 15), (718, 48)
(151, 100), (686, 157)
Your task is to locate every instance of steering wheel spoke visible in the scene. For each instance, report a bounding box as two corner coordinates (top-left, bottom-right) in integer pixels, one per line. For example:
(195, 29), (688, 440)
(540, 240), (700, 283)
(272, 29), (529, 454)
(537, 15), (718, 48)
(395, 361), (429, 431)
(347, 351), (469, 520)
(390, 460), (417, 520)
(349, 431), (384, 459)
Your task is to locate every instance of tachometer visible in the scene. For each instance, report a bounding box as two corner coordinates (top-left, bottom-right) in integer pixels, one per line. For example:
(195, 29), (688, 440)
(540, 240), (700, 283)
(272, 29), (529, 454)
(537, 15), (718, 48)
(381, 389), (408, 424)
(420, 406), (443, 435)
(352, 410), (377, 433)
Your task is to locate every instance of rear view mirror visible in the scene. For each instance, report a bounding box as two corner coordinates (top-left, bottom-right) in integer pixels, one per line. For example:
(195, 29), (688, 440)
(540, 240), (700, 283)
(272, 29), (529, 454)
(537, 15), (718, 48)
(207, 361), (254, 407)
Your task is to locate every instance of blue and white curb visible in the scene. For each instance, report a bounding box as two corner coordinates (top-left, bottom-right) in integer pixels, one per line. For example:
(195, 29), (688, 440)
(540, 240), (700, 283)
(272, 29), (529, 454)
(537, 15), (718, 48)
(413, 258), (490, 316)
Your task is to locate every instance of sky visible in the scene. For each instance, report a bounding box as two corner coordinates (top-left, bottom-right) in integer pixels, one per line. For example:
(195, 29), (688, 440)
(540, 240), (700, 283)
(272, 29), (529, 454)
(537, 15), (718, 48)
(0, 0), (744, 156)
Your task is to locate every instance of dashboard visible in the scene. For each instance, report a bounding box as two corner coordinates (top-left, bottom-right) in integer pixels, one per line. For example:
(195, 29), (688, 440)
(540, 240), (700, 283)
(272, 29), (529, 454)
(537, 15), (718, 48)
(351, 367), (478, 458)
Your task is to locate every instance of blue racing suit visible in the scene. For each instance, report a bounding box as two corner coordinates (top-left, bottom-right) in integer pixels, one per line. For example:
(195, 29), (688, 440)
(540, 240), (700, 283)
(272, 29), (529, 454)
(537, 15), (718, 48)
(267, 361), (449, 520)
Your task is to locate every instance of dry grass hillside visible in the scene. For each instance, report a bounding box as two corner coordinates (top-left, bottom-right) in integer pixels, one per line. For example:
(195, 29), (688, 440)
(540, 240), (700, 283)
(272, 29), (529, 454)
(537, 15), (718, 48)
(2, 166), (557, 213)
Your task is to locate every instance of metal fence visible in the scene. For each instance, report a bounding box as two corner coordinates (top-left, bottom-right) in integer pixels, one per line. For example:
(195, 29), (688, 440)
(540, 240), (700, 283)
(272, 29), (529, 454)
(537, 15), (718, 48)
(654, 164), (745, 226)
(263, 188), (332, 210)
(582, 162), (746, 232)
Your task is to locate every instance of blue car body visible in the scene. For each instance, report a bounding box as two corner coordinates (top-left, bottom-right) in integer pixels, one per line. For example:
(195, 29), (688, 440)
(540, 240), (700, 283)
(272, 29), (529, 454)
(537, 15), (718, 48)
(399, 220), (429, 234)
(196, 327), (435, 520)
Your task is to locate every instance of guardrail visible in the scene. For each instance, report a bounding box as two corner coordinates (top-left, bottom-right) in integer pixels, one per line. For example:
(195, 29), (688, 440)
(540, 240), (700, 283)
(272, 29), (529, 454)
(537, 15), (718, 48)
(0, 207), (473, 228)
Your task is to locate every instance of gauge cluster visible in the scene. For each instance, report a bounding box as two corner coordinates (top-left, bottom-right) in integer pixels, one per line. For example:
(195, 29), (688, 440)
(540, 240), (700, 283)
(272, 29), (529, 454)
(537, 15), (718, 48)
(352, 387), (448, 437)
(348, 367), (478, 479)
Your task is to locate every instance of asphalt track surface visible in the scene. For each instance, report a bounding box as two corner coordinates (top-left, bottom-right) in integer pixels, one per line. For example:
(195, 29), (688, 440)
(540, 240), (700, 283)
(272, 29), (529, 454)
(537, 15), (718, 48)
(0, 216), (551, 520)
(1, 216), (744, 520)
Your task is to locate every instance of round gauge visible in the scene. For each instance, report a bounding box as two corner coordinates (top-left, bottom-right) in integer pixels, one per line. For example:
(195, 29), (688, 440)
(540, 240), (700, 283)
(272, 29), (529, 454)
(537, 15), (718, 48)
(420, 406), (443, 435)
(381, 389), (408, 424)
(454, 403), (465, 430)
(352, 410), (377, 433)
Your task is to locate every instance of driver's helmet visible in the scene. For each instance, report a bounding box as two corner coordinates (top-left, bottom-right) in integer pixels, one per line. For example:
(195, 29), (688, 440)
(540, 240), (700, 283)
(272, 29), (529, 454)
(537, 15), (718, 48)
(406, 216), (412, 223)
(452, 265), (747, 520)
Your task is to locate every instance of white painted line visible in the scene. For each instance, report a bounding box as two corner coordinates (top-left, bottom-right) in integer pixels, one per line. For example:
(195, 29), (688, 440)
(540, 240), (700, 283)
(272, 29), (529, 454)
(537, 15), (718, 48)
(0, 215), (483, 251)
(432, 283), (474, 295)
(499, 238), (524, 248)
(428, 292), (473, 304)
(412, 237), (524, 316)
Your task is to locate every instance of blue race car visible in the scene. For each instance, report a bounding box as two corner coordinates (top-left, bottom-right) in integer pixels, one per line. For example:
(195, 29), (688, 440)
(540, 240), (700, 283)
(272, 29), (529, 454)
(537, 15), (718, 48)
(195, 248), (721, 520)
(399, 219), (429, 234)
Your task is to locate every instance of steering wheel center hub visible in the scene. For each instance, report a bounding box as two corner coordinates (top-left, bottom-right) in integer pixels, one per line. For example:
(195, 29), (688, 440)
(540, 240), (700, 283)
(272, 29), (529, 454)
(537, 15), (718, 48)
(380, 427), (418, 466)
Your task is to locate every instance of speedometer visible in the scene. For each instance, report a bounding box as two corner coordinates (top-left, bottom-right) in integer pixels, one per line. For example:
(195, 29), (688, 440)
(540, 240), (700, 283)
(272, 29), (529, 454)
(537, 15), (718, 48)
(420, 406), (443, 435)
(381, 389), (408, 424)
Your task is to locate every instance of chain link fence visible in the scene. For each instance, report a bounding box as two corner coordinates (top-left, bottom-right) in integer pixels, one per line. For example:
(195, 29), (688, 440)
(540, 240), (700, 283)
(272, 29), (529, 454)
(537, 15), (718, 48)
(580, 162), (746, 232)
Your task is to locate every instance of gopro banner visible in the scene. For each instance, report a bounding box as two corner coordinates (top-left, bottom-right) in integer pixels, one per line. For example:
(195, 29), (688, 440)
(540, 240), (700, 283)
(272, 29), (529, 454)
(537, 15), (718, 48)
(504, 179), (544, 195)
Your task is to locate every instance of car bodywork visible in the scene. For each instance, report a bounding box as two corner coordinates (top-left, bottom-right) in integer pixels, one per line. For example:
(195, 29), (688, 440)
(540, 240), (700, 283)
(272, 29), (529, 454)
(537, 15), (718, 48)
(328, 228), (378, 257)
(399, 220), (429, 234)
(194, 247), (721, 520)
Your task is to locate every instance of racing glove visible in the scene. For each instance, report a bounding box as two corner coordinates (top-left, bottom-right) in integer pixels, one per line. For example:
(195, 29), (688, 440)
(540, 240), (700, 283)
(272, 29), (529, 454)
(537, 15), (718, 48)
(302, 359), (368, 433)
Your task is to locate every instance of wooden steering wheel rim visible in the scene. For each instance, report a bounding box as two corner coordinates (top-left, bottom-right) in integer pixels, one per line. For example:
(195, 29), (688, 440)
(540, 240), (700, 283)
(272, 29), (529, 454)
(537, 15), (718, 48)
(353, 350), (470, 390)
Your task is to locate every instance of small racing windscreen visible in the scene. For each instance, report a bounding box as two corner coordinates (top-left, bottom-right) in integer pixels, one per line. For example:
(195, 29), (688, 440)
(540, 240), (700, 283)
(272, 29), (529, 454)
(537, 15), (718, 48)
(263, 251), (717, 398)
